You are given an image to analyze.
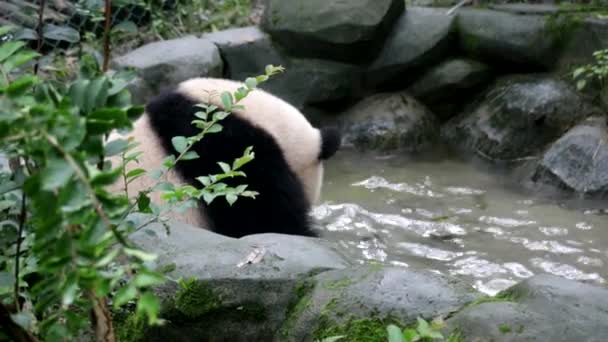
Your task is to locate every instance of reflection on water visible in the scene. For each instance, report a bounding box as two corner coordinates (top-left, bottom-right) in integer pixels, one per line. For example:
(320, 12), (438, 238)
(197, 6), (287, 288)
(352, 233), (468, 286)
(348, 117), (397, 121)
(314, 148), (608, 295)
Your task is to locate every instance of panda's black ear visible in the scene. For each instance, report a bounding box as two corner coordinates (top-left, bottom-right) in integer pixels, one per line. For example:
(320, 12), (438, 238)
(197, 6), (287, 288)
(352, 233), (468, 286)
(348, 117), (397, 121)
(319, 127), (341, 160)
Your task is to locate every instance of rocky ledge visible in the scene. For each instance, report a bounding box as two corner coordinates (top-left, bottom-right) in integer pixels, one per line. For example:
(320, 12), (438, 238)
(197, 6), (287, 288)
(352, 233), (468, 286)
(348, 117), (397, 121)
(113, 221), (608, 342)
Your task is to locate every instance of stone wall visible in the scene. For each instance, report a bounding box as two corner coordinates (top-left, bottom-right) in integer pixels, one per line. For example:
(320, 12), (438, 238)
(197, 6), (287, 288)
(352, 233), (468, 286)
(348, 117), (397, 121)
(113, 3), (608, 202)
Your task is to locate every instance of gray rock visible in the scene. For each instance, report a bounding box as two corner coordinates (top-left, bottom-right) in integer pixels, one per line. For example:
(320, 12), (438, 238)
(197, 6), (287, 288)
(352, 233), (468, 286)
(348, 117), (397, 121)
(337, 91), (440, 152)
(409, 58), (492, 121)
(112, 36), (223, 104)
(457, 9), (558, 68)
(488, 4), (561, 15)
(525, 116), (608, 198)
(368, 7), (456, 87)
(556, 17), (608, 71)
(446, 274), (608, 342)
(261, 0), (404, 63)
(202, 26), (285, 82)
(283, 266), (480, 341)
(441, 74), (597, 161)
(124, 221), (349, 342)
(131, 221), (349, 280)
(203, 26), (363, 109)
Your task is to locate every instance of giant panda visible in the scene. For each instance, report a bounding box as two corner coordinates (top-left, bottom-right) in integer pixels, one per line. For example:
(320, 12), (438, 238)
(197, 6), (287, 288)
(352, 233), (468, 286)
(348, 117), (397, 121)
(106, 77), (341, 238)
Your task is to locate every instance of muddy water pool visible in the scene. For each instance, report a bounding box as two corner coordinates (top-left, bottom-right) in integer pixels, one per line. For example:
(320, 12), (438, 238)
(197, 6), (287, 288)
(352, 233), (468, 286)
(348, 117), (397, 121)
(314, 148), (608, 295)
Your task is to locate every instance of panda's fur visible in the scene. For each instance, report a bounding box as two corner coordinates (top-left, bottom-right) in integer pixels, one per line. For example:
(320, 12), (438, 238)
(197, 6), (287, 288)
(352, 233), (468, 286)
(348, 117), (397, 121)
(106, 77), (341, 238)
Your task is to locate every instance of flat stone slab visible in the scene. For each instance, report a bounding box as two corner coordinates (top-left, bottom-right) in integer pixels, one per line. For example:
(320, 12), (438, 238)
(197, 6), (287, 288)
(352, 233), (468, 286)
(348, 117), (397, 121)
(446, 274), (608, 341)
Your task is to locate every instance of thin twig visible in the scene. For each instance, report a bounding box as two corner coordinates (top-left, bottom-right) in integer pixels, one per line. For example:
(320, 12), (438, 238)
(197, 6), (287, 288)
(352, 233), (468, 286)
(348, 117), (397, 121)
(42, 131), (112, 227)
(13, 192), (26, 312)
(34, 0), (46, 74)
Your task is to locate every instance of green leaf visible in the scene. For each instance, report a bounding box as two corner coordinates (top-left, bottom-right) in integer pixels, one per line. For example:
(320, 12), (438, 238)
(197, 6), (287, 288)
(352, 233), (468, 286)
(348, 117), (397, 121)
(112, 20), (138, 34)
(90, 166), (122, 186)
(152, 182), (174, 191)
(61, 274), (79, 307)
(86, 77), (110, 112)
(6, 75), (38, 98)
(207, 123), (222, 134)
(3, 51), (41, 73)
(402, 329), (419, 342)
(40, 158), (74, 191)
(0, 26), (16, 37)
(0, 271), (15, 289)
(226, 193), (238, 206)
(572, 67), (586, 79)
(194, 111), (208, 120)
(104, 139), (129, 158)
(126, 105), (145, 119)
(124, 247), (157, 262)
(221, 92), (233, 109)
(217, 162), (231, 173)
(320, 336), (345, 342)
(416, 317), (433, 337)
(126, 168), (146, 179)
(87, 107), (131, 134)
(171, 136), (188, 153)
(94, 248), (120, 267)
(162, 155), (176, 168)
(137, 192), (152, 213)
(387, 325), (406, 342)
(202, 192), (216, 204)
(0, 41), (26, 63)
(245, 77), (257, 89)
(181, 151), (199, 160)
(113, 283), (137, 308)
(42, 24), (80, 43)
(149, 169), (163, 180)
(134, 270), (166, 288)
(577, 79), (587, 90)
(69, 79), (89, 109)
(232, 146), (255, 170)
(137, 292), (161, 325)
(212, 111), (230, 121)
(196, 176), (211, 187)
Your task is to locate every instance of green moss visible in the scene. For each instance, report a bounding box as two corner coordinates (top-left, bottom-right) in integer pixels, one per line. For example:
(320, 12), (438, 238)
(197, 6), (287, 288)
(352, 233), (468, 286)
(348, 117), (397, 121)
(324, 278), (352, 290)
(366, 261), (385, 272)
(157, 262), (176, 274)
(114, 311), (146, 342)
(174, 278), (222, 319)
(499, 323), (512, 334)
(446, 330), (465, 342)
(545, 12), (583, 48)
(466, 291), (516, 308)
(280, 279), (316, 336)
(314, 318), (399, 342)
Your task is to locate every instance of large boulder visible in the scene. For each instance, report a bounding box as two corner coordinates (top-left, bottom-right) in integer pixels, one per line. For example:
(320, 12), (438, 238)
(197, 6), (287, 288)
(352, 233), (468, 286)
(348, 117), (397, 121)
(456, 9), (559, 68)
(202, 26), (285, 81)
(441, 75), (597, 161)
(524, 116), (608, 198)
(367, 7), (456, 88)
(283, 266), (480, 341)
(261, 0), (404, 63)
(112, 36), (223, 104)
(121, 221), (349, 342)
(446, 274), (608, 342)
(408, 58), (493, 121)
(336, 91), (440, 152)
(203, 26), (363, 109)
(556, 17), (608, 71)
